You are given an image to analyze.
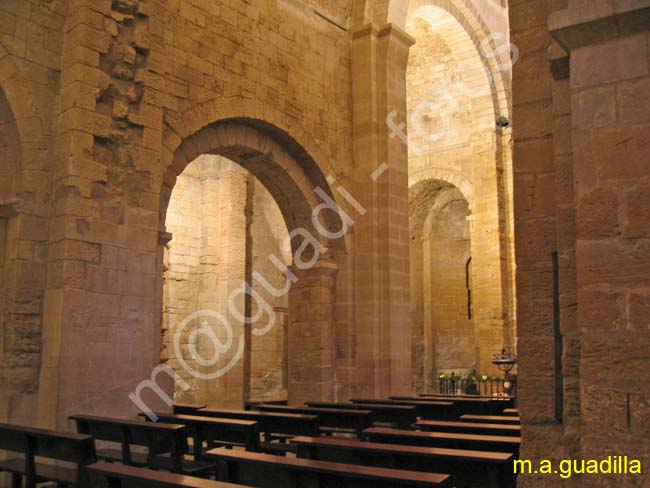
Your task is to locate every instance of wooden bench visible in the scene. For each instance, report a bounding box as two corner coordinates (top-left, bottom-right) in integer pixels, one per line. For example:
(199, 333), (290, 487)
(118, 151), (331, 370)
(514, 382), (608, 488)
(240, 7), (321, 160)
(70, 414), (191, 474)
(350, 398), (457, 420)
(415, 420), (522, 437)
(419, 395), (515, 412)
(245, 400), (288, 411)
(145, 413), (260, 455)
(305, 401), (417, 429)
(188, 408), (318, 454)
(502, 408), (519, 416)
(87, 461), (243, 488)
(0, 422), (96, 488)
(256, 405), (372, 438)
(205, 449), (451, 487)
(391, 396), (500, 415)
(363, 427), (521, 454)
(291, 435), (516, 488)
(460, 415), (520, 424)
(173, 404), (207, 416)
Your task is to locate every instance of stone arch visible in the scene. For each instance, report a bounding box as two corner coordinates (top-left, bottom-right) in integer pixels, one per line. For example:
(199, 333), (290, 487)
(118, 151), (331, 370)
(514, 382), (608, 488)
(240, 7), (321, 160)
(0, 87), (20, 205)
(409, 178), (474, 392)
(378, 0), (510, 121)
(409, 167), (474, 209)
(159, 111), (346, 407)
(0, 42), (47, 203)
(161, 101), (348, 256)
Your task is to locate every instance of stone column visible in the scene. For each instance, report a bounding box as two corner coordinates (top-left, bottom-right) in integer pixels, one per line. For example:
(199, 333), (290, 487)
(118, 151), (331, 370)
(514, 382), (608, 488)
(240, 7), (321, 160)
(350, 23), (414, 398)
(287, 258), (338, 405)
(197, 156), (248, 409)
(550, 0), (650, 467)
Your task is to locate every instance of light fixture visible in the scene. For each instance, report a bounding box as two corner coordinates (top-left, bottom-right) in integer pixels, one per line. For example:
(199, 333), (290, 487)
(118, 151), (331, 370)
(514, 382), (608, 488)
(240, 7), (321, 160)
(492, 348), (517, 373)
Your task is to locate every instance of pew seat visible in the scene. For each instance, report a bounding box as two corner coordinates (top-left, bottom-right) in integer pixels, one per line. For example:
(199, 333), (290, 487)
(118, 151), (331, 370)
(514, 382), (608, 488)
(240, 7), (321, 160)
(206, 448), (451, 487)
(291, 435), (516, 488)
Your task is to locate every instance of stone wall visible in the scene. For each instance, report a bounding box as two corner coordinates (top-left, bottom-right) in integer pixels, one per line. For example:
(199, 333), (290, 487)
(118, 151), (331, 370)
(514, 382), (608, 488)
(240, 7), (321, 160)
(0, 0), (62, 426)
(249, 177), (291, 403)
(511, 0), (650, 485)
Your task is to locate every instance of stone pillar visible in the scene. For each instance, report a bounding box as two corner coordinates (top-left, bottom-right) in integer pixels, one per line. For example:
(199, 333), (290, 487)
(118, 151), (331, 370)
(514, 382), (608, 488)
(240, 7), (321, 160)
(421, 233), (436, 392)
(197, 156), (248, 409)
(409, 227), (425, 393)
(287, 259), (338, 405)
(550, 0), (650, 468)
(350, 23), (414, 398)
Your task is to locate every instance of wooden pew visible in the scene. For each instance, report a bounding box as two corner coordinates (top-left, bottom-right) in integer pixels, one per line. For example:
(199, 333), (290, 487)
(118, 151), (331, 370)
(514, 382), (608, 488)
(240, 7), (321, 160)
(305, 401), (417, 429)
(364, 427), (521, 454)
(502, 408), (519, 416)
(245, 400), (288, 411)
(186, 408), (318, 454)
(145, 413), (260, 455)
(350, 398), (457, 420)
(70, 414), (190, 473)
(291, 435), (516, 488)
(256, 404), (372, 438)
(391, 396), (500, 415)
(460, 415), (520, 424)
(173, 404), (207, 416)
(420, 395), (515, 411)
(87, 461), (243, 488)
(206, 449), (451, 487)
(415, 420), (521, 437)
(0, 422), (96, 488)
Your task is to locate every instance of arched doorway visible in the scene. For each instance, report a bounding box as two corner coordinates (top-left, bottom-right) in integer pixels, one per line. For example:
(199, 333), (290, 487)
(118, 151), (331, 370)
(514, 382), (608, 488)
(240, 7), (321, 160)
(159, 119), (344, 407)
(410, 180), (474, 392)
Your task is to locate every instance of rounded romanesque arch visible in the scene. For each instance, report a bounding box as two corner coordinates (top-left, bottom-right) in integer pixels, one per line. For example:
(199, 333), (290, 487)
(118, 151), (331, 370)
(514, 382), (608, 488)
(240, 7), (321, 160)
(161, 100), (349, 256)
(409, 167), (474, 208)
(373, 0), (511, 122)
(409, 179), (475, 391)
(162, 120), (344, 254)
(159, 109), (347, 407)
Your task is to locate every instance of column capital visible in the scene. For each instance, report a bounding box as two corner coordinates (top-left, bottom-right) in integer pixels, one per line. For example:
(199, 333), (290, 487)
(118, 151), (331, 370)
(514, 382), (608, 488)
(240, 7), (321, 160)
(549, 1), (650, 51)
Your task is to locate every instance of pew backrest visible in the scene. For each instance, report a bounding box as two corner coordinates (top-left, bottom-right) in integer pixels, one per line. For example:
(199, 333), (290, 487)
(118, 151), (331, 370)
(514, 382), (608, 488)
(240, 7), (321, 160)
(0, 422), (96, 487)
(70, 414), (186, 472)
(87, 461), (243, 488)
(305, 401), (417, 428)
(147, 413), (260, 454)
(256, 404), (372, 436)
(195, 408), (319, 437)
(415, 420), (522, 437)
(364, 427), (521, 454)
